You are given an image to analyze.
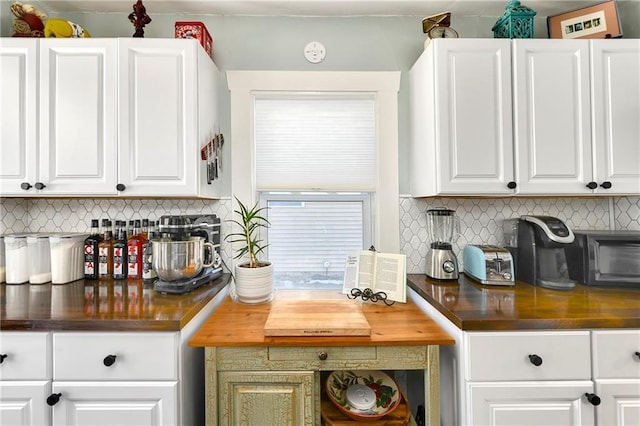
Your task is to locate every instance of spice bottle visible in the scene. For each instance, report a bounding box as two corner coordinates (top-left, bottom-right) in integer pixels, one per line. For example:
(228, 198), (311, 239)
(98, 220), (114, 279)
(127, 220), (147, 279)
(84, 219), (103, 280)
(113, 221), (128, 280)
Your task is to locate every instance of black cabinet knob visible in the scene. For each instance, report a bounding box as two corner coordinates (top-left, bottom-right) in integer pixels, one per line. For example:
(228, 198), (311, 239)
(317, 351), (328, 361)
(585, 393), (601, 406)
(20, 182), (32, 190)
(0, 354), (7, 364)
(528, 354), (543, 366)
(507, 181), (517, 189)
(600, 181), (612, 189)
(103, 354), (117, 367)
(586, 181), (598, 190)
(634, 351), (640, 360)
(34, 182), (46, 190)
(116, 183), (126, 192)
(46, 393), (62, 406)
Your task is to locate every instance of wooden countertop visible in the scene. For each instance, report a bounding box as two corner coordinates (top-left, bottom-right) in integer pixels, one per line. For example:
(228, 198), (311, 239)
(189, 290), (455, 347)
(408, 273), (640, 331)
(0, 274), (230, 332)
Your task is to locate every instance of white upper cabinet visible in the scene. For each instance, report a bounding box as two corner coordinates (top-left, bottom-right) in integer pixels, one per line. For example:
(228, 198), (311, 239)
(410, 38), (640, 197)
(410, 39), (515, 196)
(0, 39), (38, 195)
(591, 39), (640, 195)
(117, 39), (220, 197)
(0, 38), (220, 198)
(512, 40), (593, 195)
(39, 39), (118, 196)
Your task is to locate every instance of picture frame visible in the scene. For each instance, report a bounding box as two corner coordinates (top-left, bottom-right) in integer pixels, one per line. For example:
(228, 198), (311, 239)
(547, 0), (622, 39)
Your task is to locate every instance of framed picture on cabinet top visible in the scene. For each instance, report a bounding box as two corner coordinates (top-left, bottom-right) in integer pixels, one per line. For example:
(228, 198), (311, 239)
(547, 0), (622, 39)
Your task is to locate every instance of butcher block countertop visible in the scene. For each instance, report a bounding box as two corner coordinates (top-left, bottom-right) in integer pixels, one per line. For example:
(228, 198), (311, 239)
(189, 290), (455, 347)
(408, 274), (640, 331)
(0, 274), (230, 331)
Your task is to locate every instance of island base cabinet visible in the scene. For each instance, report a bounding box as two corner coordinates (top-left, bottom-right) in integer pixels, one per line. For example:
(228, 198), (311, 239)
(51, 381), (177, 426)
(596, 380), (640, 426)
(0, 381), (51, 426)
(468, 381), (596, 426)
(217, 371), (315, 426)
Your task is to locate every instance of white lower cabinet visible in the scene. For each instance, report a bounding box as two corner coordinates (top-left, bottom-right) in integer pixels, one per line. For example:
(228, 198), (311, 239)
(50, 332), (179, 426)
(469, 381), (595, 425)
(410, 290), (640, 426)
(0, 332), (51, 426)
(51, 381), (177, 426)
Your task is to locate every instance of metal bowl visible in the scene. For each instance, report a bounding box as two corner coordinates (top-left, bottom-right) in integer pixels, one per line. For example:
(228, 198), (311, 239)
(152, 237), (214, 281)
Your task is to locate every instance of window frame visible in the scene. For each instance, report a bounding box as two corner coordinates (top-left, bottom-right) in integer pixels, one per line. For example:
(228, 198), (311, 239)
(227, 70), (401, 268)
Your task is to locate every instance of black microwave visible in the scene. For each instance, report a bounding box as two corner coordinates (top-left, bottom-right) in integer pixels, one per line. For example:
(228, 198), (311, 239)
(565, 230), (640, 287)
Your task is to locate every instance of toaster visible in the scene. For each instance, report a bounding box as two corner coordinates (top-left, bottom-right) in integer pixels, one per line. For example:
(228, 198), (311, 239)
(463, 245), (515, 286)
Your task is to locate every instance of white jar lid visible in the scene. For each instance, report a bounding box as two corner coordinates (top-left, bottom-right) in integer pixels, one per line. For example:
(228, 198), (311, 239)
(346, 384), (376, 410)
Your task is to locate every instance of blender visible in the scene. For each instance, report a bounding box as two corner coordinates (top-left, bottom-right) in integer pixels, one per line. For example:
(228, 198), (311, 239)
(426, 208), (460, 280)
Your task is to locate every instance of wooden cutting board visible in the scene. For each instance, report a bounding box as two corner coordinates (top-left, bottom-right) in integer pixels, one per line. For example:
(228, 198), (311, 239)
(263, 299), (371, 337)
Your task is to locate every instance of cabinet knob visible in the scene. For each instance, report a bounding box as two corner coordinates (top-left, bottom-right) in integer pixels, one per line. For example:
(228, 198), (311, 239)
(20, 182), (32, 190)
(0, 354), (7, 364)
(528, 354), (543, 366)
(46, 393), (62, 406)
(34, 182), (46, 190)
(585, 393), (601, 406)
(317, 351), (328, 361)
(507, 181), (517, 189)
(586, 181), (598, 190)
(634, 351), (640, 360)
(103, 354), (117, 367)
(116, 183), (126, 192)
(599, 181), (612, 189)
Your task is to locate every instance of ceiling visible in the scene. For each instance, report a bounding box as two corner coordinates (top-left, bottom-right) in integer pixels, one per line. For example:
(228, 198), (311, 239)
(27, 0), (638, 18)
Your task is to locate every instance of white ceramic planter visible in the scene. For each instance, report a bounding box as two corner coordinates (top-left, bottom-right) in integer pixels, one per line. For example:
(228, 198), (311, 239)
(234, 261), (273, 304)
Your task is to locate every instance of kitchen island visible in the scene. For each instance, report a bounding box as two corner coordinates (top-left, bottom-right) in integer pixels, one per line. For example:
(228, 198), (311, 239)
(407, 274), (640, 426)
(0, 274), (230, 426)
(189, 290), (455, 426)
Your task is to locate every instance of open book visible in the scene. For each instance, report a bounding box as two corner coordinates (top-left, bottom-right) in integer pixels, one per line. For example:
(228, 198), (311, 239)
(342, 250), (407, 303)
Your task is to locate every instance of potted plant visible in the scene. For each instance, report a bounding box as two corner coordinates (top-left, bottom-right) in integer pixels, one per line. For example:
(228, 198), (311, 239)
(225, 196), (273, 303)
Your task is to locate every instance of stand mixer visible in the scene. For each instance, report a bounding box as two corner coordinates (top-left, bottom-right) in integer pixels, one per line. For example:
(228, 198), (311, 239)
(153, 215), (223, 294)
(425, 208), (460, 280)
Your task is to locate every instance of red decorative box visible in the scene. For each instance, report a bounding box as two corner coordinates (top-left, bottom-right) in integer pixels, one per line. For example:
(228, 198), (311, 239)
(175, 21), (213, 59)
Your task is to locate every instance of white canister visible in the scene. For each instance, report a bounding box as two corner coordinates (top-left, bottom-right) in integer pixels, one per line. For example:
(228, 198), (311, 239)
(4, 235), (30, 284)
(27, 234), (52, 284)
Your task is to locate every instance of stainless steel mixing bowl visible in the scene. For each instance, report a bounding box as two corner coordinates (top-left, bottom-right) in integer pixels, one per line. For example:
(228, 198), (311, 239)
(152, 237), (214, 281)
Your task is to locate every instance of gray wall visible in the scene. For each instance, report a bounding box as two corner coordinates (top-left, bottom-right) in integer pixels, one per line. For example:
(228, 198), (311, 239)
(3, 2), (638, 196)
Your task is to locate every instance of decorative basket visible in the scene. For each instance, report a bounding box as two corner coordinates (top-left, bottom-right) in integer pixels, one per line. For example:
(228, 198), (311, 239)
(492, 0), (537, 38)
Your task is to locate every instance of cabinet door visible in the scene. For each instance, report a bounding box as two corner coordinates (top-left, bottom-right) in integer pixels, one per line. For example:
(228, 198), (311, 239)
(468, 381), (596, 426)
(513, 40), (593, 195)
(596, 379), (640, 426)
(118, 39), (199, 197)
(591, 40), (640, 195)
(218, 371), (315, 426)
(0, 39), (38, 196)
(51, 381), (177, 426)
(0, 381), (50, 426)
(433, 39), (514, 195)
(39, 39), (118, 195)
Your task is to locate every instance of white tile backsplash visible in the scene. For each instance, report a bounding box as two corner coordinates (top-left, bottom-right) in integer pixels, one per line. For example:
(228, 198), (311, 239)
(2, 195), (639, 275)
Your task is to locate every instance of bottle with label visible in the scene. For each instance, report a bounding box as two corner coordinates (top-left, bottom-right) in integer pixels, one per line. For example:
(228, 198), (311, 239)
(127, 220), (147, 279)
(141, 218), (149, 239)
(113, 221), (128, 280)
(84, 219), (103, 279)
(142, 220), (157, 283)
(98, 220), (114, 279)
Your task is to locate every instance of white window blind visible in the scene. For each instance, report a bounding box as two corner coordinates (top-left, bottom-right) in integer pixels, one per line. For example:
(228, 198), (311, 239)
(254, 95), (376, 191)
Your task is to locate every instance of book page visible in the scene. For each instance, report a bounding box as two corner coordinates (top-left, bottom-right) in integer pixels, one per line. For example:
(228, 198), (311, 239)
(372, 253), (406, 303)
(342, 250), (375, 294)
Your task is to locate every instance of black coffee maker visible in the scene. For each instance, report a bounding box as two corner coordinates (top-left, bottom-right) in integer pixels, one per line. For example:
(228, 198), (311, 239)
(512, 215), (576, 290)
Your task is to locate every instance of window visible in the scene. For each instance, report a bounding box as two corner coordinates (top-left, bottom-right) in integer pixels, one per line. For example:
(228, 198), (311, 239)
(228, 71), (400, 288)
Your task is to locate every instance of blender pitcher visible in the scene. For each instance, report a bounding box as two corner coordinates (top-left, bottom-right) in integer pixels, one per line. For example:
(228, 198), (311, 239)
(426, 208), (460, 280)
